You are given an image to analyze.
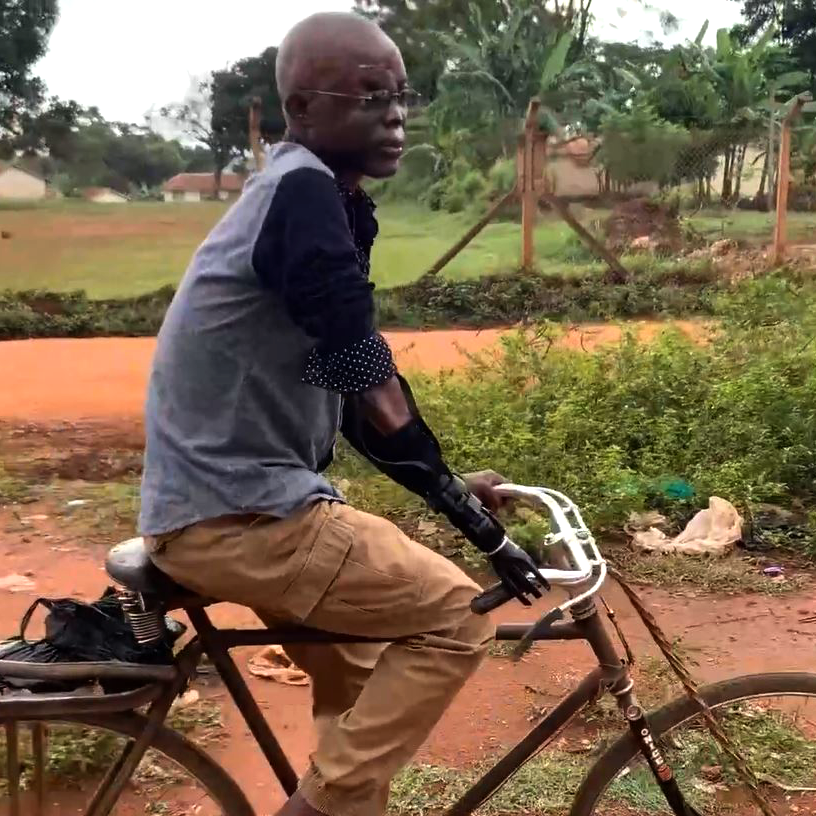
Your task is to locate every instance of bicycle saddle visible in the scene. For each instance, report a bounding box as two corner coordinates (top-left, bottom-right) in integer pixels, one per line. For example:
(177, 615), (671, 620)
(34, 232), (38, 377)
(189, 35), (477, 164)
(106, 537), (198, 603)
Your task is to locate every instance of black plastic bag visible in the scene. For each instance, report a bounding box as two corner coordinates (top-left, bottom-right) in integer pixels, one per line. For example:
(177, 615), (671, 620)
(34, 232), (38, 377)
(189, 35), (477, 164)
(0, 588), (185, 693)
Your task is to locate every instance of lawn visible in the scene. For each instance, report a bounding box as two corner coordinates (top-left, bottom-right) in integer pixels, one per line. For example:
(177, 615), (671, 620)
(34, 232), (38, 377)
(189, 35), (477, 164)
(690, 208), (816, 244)
(1, 199), (814, 299)
(0, 199), (592, 298)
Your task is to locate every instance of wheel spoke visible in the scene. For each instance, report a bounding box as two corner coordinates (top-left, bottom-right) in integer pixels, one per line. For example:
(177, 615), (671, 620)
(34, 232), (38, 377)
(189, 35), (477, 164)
(4, 721), (21, 816)
(573, 674), (816, 815)
(31, 723), (46, 816)
(1, 708), (254, 815)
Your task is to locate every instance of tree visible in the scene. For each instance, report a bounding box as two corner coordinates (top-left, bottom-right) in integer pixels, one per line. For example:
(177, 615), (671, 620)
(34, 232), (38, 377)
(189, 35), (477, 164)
(734, 1), (816, 82)
(20, 106), (186, 194)
(180, 145), (214, 172)
(0, 0), (59, 142)
(427, 2), (589, 164)
(597, 102), (691, 189)
(104, 126), (184, 190)
(355, 0), (594, 101)
(13, 97), (81, 159)
(162, 78), (237, 196)
(210, 47), (285, 162)
(645, 22), (808, 201)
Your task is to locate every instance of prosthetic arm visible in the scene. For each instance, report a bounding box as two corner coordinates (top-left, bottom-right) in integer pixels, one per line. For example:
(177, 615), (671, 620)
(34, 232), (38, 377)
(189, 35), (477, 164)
(341, 375), (546, 604)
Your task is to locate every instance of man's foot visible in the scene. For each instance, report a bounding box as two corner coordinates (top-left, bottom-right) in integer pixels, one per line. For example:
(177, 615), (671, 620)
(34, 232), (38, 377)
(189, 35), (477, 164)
(275, 791), (327, 816)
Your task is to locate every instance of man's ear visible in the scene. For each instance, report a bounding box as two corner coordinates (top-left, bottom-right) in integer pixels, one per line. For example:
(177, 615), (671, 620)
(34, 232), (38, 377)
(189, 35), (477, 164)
(284, 93), (310, 124)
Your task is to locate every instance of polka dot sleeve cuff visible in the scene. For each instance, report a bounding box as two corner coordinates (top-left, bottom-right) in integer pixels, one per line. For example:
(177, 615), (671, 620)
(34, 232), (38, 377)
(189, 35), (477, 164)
(303, 332), (397, 394)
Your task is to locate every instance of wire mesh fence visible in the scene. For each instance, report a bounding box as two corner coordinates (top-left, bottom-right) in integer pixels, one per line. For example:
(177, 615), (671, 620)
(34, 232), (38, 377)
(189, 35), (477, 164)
(546, 124), (778, 209)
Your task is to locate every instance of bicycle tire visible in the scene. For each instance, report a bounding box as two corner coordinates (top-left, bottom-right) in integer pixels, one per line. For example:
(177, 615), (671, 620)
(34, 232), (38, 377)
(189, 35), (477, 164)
(2, 710), (256, 816)
(570, 671), (816, 816)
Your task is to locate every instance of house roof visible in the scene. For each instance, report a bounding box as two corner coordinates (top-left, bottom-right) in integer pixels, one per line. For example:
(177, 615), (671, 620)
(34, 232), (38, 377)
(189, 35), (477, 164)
(82, 186), (127, 200)
(0, 161), (45, 182)
(162, 172), (245, 194)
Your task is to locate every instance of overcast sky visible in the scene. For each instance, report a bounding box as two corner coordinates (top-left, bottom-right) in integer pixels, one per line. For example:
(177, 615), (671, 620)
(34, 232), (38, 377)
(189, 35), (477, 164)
(36, 0), (744, 125)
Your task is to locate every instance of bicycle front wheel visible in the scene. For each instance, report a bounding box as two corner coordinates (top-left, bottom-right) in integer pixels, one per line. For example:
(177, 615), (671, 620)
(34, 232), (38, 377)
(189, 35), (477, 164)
(572, 672), (816, 815)
(1, 710), (254, 816)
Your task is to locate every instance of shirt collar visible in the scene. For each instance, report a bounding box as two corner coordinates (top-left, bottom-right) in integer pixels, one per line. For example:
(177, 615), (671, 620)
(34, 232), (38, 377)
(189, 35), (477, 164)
(334, 179), (377, 213)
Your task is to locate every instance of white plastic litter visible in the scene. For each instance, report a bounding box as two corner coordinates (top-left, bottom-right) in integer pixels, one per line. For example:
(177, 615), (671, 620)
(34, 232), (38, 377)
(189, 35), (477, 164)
(632, 497), (742, 556)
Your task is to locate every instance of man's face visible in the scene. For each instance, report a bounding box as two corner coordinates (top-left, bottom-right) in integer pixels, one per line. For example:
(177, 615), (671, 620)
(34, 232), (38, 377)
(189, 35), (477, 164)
(292, 39), (409, 180)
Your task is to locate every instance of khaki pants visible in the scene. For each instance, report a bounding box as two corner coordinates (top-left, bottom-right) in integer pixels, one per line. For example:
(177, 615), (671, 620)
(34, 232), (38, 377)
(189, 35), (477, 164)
(148, 500), (493, 816)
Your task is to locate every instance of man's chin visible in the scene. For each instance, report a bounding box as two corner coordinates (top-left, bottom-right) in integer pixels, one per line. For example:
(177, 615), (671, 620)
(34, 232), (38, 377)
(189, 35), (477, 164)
(365, 158), (401, 180)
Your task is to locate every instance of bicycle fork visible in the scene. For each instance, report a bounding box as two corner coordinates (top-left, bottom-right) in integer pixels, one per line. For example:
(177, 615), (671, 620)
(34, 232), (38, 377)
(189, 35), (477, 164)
(581, 608), (702, 816)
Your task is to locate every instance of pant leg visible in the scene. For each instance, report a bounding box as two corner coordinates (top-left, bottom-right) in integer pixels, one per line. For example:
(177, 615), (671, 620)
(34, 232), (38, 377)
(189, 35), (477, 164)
(280, 504), (494, 816)
(269, 638), (388, 813)
(254, 620), (384, 737)
(148, 501), (494, 816)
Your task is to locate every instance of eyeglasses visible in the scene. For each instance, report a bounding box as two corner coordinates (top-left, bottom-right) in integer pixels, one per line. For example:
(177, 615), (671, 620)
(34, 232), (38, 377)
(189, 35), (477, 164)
(301, 88), (422, 111)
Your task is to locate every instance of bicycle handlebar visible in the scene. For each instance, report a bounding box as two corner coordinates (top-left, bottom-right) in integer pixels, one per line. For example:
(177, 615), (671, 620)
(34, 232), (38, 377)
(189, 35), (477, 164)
(470, 484), (606, 616)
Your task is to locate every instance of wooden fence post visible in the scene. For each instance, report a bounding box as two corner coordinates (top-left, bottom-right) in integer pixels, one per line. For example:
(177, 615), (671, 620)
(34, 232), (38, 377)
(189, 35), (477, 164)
(249, 97), (264, 171)
(520, 98), (541, 269)
(773, 93), (811, 265)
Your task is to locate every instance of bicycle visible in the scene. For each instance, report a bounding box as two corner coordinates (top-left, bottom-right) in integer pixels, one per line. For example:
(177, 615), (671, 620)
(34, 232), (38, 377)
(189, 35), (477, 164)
(2, 484), (816, 816)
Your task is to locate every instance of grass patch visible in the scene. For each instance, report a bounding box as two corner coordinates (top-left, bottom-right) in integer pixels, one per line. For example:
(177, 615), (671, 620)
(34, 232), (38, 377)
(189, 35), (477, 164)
(689, 209), (816, 246)
(0, 201), (225, 298)
(608, 701), (816, 812)
(389, 754), (588, 815)
(0, 698), (222, 793)
(166, 698), (223, 738)
(0, 466), (33, 505)
(3, 199), (810, 300)
(0, 201), (606, 297)
(614, 551), (807, 595)
(487, 640), (517, 659)
(60, 480), (141, 530)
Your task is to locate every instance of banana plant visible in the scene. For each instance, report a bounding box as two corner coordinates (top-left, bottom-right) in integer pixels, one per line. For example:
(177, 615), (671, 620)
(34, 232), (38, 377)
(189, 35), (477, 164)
(428, 1), (598, 159)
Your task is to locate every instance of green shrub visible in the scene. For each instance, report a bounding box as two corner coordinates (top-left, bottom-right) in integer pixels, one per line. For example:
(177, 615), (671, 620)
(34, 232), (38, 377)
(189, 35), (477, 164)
(443, 191), (466, 213)
(0, 262), (723, 340)
(424, 179), (448, 210)
(449, 156), (472, 180)
(418, 160), (489, 214)
(397, 276), (816, 543)
(485, 158), (517, 198)
(0, 287), (174, 340)
(458, 170), (487, 198)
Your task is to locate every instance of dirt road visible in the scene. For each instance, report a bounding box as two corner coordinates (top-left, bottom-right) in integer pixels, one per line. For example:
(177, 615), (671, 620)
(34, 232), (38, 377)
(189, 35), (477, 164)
(2, 509), (814, 814)
(0, 321), (706, 421)
(10, 317), (809, 816)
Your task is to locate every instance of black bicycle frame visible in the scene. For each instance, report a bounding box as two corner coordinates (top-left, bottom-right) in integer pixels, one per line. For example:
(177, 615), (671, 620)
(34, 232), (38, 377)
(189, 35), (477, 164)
(181, 600), (698, 816)
(0, 599), (699, 816)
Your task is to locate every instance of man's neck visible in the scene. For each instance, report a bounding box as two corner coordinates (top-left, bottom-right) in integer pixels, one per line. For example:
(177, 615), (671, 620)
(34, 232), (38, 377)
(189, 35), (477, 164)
(287, 134), (362, 188)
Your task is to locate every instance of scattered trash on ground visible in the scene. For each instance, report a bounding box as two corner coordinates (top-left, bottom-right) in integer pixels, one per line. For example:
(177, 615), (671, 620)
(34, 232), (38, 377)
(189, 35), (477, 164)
(171, 688), (200, 711)
(631, 497), (742, 556)
(625, 510), (669, 536)
(0, 573), (36, 592)
(248, 645), (309, 686)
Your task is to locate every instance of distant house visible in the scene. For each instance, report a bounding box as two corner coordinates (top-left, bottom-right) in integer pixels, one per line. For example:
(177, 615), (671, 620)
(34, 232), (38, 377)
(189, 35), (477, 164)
(547, 136), (658, 198)
(82, 187), (128, 204)
(0, 163), (47, 200)
(161, 173), (245, 203)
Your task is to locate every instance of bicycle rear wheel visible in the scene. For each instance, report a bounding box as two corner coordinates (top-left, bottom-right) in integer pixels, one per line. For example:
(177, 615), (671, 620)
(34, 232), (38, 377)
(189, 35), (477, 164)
(572, 672), (816, 815)
(1, 710), (254, 816)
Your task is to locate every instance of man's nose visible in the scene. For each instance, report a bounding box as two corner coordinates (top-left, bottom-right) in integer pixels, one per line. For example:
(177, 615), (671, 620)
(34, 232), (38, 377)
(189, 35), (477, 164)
(384, 96), (407, 127)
